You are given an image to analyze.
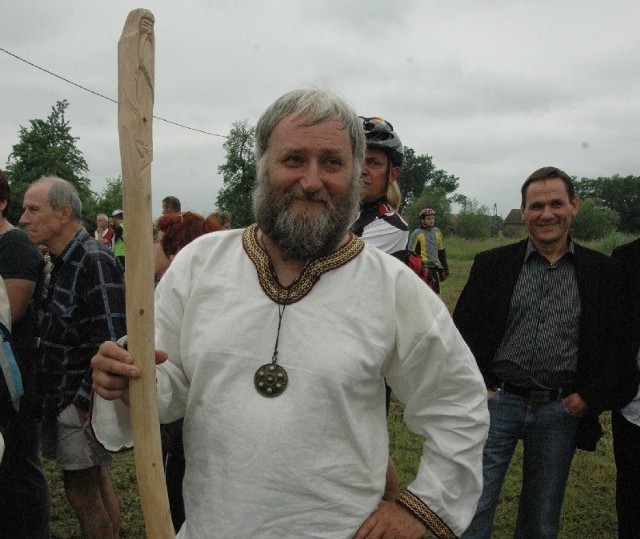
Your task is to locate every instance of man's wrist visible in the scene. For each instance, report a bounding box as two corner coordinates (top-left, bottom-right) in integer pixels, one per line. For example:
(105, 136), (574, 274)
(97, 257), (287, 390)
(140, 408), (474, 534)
(396, 490), (456, 539)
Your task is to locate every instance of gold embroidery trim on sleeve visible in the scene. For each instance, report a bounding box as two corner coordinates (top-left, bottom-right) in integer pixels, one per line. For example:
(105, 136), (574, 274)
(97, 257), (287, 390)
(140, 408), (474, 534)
(396, 490), (457, 539)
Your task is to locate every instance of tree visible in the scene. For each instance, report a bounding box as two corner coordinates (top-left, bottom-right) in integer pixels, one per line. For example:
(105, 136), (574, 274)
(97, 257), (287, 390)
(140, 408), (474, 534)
(574, 175), (640, 233)
(454, 198), (492, 240)
(215, 120), (256, 228)
(94, 177), (123, 216)
(398, 147), (435, 205)
(571, 198), (620, 240)
(5, 100), (95, 223)
(398, 146), (459, 210)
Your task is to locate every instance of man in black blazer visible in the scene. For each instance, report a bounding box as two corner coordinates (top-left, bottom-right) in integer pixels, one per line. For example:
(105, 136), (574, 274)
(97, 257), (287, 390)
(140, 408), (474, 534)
(454, 166), (637, 539)
(611, 238), (640, 539)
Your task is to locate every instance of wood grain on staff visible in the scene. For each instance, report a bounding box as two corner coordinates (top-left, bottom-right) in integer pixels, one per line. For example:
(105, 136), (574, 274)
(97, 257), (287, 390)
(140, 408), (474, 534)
(118, 9), (174, 538)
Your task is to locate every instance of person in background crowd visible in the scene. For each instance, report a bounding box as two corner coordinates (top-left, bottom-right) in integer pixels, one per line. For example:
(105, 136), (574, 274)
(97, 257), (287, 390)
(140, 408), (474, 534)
(20, 177), (126, 539)
(610, 237), (640, 539)
(111, 209), (125, 271)
(350, 116), (408, 254)
(408, 208), (449, 294)
(454, 166), (637, 539)
(95, 213), (115, 249)
(208, 210), (232, 230)
(162, 196), (181, 215)
(0, 169), (49, 538)
(155, 211), (223, 532)
(91, 88), (488, 538)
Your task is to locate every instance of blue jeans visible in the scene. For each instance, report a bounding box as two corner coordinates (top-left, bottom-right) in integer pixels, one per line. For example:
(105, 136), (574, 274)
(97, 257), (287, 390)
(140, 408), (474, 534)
(462, 389), (579, 539)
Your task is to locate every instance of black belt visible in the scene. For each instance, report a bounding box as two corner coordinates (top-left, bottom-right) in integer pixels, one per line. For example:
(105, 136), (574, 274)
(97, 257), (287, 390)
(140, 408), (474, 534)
(497, 382), (575, 403)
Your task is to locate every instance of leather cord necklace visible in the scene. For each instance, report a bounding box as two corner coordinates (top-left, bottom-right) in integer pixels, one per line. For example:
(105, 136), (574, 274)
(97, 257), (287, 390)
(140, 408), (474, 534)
(254, 235), (290, 397)
(254, 298), (289, 397)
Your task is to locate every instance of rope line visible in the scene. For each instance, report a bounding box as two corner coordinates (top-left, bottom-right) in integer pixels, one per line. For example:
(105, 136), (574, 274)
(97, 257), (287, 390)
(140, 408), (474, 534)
(0, 46), (227, 139)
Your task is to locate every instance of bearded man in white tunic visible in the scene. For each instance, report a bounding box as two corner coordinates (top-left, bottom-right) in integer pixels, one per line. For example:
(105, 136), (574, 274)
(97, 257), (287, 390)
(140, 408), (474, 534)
(91, 88), (489, 539)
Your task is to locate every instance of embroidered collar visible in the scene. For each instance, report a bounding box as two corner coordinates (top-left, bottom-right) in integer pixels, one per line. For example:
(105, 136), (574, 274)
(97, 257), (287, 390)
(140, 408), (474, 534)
(243, 224), (364, 304)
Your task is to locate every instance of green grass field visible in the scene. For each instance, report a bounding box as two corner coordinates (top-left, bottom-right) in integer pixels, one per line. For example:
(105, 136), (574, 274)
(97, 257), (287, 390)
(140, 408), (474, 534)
(46, 234), (634, 538)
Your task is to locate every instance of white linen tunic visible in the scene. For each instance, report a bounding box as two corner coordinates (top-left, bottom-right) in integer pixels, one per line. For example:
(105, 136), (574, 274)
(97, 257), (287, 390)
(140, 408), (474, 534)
(94, 227), (488, 538)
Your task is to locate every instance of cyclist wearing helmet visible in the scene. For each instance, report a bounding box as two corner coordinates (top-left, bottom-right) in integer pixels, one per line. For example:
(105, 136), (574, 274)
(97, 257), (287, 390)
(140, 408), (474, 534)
(409, 208), (450, 294)
(350, 117), (408, 503)
(350, 117), (408, 253)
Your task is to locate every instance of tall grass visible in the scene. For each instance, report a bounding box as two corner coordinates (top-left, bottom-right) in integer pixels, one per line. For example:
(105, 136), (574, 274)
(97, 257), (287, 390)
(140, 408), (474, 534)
(578, 231), (638, 255)
(45, 233), (634, 538)
(445, 235), (515, 261)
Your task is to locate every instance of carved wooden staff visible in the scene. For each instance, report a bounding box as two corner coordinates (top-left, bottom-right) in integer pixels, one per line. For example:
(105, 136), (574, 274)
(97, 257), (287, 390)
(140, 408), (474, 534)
(118, 9), (174, 538)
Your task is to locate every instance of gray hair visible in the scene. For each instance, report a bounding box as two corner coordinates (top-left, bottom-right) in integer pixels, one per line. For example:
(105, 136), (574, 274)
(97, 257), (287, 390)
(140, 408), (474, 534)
(255, 88), (365, 182)
(33, 176), (83, 221)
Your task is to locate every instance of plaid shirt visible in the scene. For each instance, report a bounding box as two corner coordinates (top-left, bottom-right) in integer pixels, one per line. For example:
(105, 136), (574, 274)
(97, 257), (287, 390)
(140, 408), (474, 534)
(40, 229), (126, 416)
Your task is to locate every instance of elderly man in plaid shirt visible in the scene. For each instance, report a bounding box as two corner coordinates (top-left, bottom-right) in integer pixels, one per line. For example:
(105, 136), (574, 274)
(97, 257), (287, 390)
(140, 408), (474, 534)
(20, 176), (126, 539)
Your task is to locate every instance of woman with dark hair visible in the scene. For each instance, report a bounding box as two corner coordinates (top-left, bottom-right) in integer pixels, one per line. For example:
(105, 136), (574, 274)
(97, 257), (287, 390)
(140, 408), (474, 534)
(155, 210), (222, 531)
(0, 169), (49, 538)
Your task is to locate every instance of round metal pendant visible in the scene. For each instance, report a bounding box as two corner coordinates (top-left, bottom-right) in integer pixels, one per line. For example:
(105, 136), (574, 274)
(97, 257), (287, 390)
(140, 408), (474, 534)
(254, 363), (288, 397)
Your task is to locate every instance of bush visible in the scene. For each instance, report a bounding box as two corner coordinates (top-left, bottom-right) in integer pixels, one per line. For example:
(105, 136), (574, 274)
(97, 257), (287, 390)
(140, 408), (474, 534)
(455, 212), (491, 239)
(571, 199), (619, 241)
(454, 198), (492, 239)
(502, 225), (527, 239)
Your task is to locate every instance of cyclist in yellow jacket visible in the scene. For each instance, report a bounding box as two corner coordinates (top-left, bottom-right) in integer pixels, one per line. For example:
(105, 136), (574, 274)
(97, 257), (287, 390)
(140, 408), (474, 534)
(111, 209), (125, 271)
(408, 208), (449, 294)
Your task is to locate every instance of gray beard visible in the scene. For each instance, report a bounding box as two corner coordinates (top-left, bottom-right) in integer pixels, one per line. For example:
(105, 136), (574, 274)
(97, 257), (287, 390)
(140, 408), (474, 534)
(253, 170), (360, 261)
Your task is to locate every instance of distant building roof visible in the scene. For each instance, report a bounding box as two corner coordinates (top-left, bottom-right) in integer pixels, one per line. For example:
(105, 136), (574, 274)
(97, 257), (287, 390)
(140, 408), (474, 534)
(503, 209), (524, 225)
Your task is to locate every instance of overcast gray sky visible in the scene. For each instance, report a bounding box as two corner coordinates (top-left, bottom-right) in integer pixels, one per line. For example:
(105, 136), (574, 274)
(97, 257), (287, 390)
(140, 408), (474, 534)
(2, 1), (638, 220)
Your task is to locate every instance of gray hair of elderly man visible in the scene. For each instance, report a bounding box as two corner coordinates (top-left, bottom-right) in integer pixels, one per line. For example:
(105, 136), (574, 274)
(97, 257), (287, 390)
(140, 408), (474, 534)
(254, 88), (366, 183)
(33, 176), (83, 221)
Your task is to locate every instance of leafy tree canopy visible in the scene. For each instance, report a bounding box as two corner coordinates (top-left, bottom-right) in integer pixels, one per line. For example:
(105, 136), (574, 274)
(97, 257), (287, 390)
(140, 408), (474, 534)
(215, 120), (256, 228)
(94, 176), (123, 216)
(5, 100), (95, 223)
(574, 175), (640, 233)
(398, 146), (459, 210)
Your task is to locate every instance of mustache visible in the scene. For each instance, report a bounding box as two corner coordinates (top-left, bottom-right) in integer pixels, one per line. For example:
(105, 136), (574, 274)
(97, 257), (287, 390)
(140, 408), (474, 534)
(286, 186), (331, 204)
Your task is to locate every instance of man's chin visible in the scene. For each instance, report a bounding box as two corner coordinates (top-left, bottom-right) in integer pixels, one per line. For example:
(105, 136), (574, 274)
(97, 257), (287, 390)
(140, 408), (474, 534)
(290, 200), (326, 217)
(534, 233), (566, 246)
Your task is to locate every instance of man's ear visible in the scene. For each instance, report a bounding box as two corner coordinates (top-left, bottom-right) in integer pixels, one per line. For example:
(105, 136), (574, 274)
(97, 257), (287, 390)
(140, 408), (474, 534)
(59, 204), (73, 222)
(570, 195), (581, 217)
(389, 165), (400, 183)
